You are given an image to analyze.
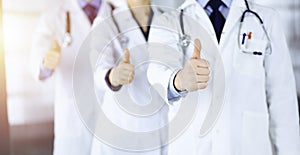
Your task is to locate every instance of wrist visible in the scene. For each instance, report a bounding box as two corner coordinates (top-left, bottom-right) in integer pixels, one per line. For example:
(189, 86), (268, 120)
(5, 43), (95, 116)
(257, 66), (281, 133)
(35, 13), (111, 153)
(43, 61), (55, 70)
(109, 68), (120, 87)
(174, 71), (184, 92)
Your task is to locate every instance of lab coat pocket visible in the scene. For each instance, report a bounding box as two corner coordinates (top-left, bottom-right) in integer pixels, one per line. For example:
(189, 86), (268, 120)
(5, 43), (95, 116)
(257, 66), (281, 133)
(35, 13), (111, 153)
(234, 39), (267, 78)
(242, 111), (272, 155)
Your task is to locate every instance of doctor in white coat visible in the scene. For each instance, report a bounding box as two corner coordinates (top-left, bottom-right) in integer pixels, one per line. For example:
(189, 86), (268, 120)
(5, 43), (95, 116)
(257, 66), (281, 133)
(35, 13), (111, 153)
(31, 0), (104, 154)
(91, 0), (168, 154)
(147, 0), (300, 155)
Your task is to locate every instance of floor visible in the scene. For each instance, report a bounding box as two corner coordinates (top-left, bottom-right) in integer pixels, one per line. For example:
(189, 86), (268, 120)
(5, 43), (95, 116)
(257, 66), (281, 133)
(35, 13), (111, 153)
(10, 122), (54, 155)
(8, 96), (300, 155)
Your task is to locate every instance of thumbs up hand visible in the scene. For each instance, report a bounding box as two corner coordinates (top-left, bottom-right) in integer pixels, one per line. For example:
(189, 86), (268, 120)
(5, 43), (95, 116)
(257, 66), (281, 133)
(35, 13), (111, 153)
(109, 49), (135, 87)
(43, 40), (61, 70)
(174, 39), (210, 92)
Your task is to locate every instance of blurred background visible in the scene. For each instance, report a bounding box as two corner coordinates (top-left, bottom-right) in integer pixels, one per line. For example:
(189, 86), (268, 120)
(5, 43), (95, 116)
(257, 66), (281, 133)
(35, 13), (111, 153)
(0, 0), (299, 155)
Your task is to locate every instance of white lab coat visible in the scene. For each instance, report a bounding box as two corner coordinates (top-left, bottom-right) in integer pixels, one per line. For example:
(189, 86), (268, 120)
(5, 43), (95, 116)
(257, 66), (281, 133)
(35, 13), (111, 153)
(31, 0), (105, 154)
(147, 0), (300, 155)
(90, 0), (168, 154)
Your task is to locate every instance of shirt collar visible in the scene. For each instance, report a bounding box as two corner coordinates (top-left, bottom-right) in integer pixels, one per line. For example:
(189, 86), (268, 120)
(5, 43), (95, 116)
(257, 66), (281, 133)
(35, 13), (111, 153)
(197, 0), (232, 8)
(77, 0), (102, 8)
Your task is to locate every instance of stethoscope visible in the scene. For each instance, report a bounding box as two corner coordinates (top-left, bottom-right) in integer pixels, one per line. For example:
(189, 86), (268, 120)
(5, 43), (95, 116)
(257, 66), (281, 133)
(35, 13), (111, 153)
(63, 11), (72, 47)
(238, 0), (272, 55)
(108, 2), (130, 50)
(179, 0), (272, 56)
(179, 9), (192, 55)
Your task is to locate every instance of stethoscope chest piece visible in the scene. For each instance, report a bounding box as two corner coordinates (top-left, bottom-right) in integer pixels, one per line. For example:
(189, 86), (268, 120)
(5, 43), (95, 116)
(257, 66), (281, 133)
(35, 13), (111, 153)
(119, 35), (129, 50)
(179, 34), (191, 49)
(179, 9), (191, 50)
(63, 33), (72, 48)
(63, 11), (72, 48)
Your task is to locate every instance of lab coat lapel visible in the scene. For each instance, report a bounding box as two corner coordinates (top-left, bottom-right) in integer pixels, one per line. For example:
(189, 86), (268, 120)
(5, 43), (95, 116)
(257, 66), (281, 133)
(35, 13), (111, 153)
(96, 1), (108, 20)
(112, 4), (148, 44)
(68, 0), (92, 28)
(180, 0), (246, 47)
(194, 4), (218, 45)
(220, 0), (245, 45)
(180, 0), (218, 46)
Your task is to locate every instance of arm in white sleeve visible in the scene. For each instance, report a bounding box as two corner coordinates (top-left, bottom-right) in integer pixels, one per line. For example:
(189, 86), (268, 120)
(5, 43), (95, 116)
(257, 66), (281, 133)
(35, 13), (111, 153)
(30, 11), (58, 81)
(92, 18), (122, 93)
(265, 12), (300, 155)
(147, 13), (184, 105)
(39, 63), (54, 80)
(92, 1), (113, 29)
(167, 70), (182, 101)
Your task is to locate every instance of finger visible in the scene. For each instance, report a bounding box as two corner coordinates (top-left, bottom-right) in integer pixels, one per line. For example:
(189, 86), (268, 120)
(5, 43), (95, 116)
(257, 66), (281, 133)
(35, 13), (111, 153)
(120, 77), (132, 84)
(45, 54), (59, 61)
(122, 70), (134, 79)
(195, 68), (210, 75)
(197, 83), (208, 89)
(118, 79), (128, 85)
(196, 59), (210, 68)
(191, 39), (202, 59)
(119, 64), (134, 72)
(121, 70), (134, 78)
(128, 74), (134, 83)
(124, 64), (134, 70)
(188, 84), (201, 92)
(48, 52), (61, 59)
(45, 55), (60, 64)
(43, 62), (55, 70)
(119, 66), (134, 73)
(52, 40), (61, 52)
(45, 57), (59, 65)
(119, 70), (132, 77)
(129, 71), (134, 81)
(122, 48), (130, 63)
(196, 75), (209, 83)
(46, 50), (60, 58)
(46, 58), (59, 64)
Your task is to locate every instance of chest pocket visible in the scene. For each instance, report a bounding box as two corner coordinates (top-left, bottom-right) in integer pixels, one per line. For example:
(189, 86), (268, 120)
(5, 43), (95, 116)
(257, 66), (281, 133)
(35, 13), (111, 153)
(233, 16), (269, 78)
(233, 38), (268, 78)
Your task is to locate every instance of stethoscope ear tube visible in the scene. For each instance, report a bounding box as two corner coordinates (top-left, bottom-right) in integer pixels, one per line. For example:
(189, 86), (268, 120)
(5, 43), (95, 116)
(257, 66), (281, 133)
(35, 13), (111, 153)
(241, 0), (263, 24)
(66, 11), (71, 34)
(241, 9), (264, 24)
(108, 2), (129, 50)
(180, 9), (185, 35)
(63, 11), (72, 47)
(179, 9), (191, 50)
(239, 0), (272, 55)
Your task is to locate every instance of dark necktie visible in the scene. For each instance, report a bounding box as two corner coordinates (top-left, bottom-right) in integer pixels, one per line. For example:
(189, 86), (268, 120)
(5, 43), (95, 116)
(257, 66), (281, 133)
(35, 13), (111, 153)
(208, 0), (226, 42)
(83, 4), (97, 24)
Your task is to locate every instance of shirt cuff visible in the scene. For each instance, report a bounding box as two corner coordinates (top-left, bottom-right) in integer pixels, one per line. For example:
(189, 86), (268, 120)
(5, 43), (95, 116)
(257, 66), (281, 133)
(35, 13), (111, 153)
(167, 69), (182, 101)
(39, 63), (54, 80)
(105, 69), (122, 92)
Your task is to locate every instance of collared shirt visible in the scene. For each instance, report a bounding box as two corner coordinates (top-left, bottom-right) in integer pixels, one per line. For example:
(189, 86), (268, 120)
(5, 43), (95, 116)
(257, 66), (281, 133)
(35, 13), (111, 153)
(198, 0), (232, 19)
(77, 0), (102, 10)
(168, 0), (232, 101)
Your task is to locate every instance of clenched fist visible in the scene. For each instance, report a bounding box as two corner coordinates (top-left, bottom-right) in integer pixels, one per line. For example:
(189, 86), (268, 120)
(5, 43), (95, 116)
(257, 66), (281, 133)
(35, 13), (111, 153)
(109, 49), (135, 87)
(43, 40), (61, 70)
(174, 39), (210, 92)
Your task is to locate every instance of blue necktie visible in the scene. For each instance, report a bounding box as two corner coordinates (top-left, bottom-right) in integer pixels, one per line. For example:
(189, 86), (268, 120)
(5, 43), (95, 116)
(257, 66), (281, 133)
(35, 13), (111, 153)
(208, 0), (226, 42)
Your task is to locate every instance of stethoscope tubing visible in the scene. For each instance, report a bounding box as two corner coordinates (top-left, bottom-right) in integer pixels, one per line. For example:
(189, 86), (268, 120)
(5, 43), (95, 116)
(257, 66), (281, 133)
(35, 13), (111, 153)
(179, 0), (272, 56)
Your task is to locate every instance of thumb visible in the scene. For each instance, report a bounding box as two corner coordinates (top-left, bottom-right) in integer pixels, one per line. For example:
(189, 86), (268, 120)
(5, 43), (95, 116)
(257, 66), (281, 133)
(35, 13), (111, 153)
(191, 39), (201, 59)
(122, 49), (130, 63)
(52, 40), (61, 52)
